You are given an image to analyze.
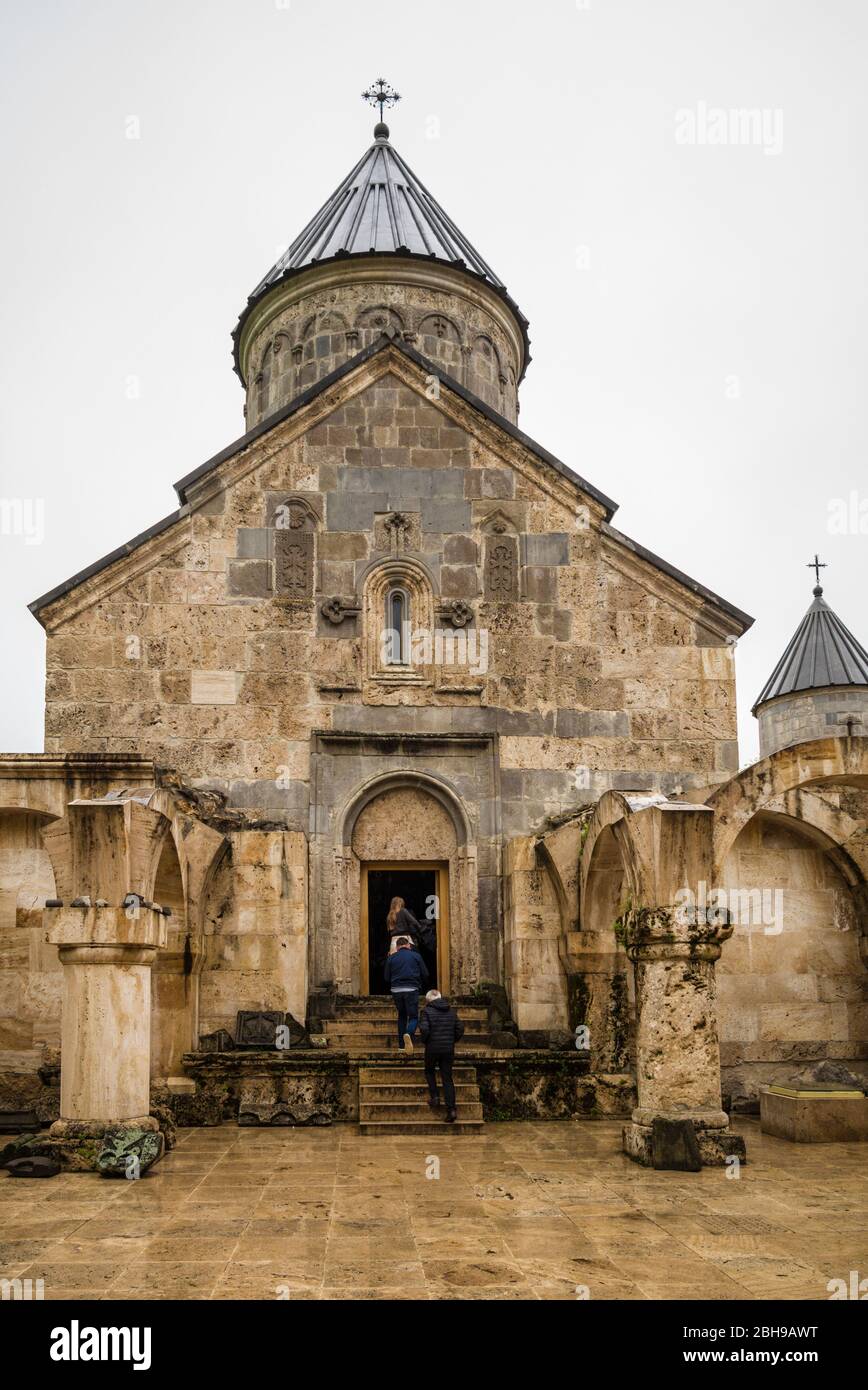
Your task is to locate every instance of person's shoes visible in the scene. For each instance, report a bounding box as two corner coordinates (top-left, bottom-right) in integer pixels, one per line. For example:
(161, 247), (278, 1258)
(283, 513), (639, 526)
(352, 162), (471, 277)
(402, 1033), (414, 1055)
(445, 1109), (457, 1124)
(428, 1096), (441, 1109)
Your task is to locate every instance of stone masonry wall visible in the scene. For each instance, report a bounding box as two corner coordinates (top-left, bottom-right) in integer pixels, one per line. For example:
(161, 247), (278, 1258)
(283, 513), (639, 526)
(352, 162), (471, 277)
(240, 267), (522, 428)
(758, 687), (868, 758)
(36, 355), (743, 1019)
(41, 366), (741, 831)
(718, 812), (868, 1106)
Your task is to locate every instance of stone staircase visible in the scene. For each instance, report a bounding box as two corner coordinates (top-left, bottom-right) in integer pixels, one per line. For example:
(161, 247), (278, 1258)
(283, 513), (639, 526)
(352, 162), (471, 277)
(318, 997), (493, 1054)
(358, 1063), (485, 1135)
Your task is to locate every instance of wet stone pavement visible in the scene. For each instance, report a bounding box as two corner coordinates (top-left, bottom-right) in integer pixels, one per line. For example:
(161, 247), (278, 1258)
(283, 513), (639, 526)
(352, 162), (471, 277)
(1, 1119), (866, 1301)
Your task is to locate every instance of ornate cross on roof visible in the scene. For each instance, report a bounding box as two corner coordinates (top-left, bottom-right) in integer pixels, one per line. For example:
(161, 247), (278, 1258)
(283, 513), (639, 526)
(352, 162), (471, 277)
(807, 553), (827, 591)
(362, 78), (401, 127)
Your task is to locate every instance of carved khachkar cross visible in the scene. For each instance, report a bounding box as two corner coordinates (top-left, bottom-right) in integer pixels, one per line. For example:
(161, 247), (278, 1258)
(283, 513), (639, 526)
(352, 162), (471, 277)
(275, 531), (314, 599)
(488, 541), (515, 596)
(281, 544), (308, 594)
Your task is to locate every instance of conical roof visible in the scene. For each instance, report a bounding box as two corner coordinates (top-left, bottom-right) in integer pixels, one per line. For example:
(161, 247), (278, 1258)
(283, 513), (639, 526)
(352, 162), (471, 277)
(232, 125), (529, 379)
(753, 586), (868, 714)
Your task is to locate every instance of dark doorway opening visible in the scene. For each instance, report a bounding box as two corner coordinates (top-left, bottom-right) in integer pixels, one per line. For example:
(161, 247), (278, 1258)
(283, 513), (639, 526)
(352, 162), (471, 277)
(367, 867), (437, 996)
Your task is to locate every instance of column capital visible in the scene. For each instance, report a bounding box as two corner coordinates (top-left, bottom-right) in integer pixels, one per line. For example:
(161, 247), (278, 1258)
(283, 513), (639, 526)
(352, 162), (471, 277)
(45, 905), (168, 952)
(617, 904), (733, 964)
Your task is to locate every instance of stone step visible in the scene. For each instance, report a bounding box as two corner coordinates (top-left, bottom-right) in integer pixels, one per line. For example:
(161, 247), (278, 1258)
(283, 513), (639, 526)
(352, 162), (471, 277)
(319, 1034), (495, 1050)
(360, 1101), (484, 1122)
(359, 1066), (478, 1085)
(358, 1058), (484, 1135)
(322, 1019), (490, 1035)
(359, 1119), (484, 1136)
(360, 1082), (479, 1101)
(322, 1045), (495, 1056)
(329, 1003), (490, 1021)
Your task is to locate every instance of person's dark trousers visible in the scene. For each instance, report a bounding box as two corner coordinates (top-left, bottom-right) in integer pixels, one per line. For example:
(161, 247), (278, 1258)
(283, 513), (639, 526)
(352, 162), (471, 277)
(425, 1051), (456, 1110)
(392, 989), (419, 1046)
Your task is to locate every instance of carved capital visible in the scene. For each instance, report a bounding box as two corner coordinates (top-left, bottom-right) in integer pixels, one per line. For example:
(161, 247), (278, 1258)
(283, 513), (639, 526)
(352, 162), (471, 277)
(618, 904), (733, 964)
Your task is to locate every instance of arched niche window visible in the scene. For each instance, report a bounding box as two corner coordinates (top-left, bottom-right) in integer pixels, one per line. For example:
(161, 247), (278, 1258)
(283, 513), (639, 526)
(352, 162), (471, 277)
(385, 586), (411, 666)
(364, 559), (435, 687)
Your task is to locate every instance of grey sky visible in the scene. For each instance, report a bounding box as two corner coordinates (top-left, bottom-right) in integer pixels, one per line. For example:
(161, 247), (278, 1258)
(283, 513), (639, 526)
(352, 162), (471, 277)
(1, 0), (866, 762)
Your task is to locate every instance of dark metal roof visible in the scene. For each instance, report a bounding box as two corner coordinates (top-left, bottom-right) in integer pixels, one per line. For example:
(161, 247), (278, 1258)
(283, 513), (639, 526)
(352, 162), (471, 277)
(753, 587), (868, 713)
(231, 129), (530, 383)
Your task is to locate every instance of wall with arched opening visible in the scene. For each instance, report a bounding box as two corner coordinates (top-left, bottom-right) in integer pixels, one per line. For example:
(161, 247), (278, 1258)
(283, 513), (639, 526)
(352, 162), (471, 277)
(196, 829), (309, 1040)
(573, 821), (635, 1070)
(0, 809), (59, 1071)
(327, 770), (479, 997)
(150, 833), (190, 1079)
(718, 810), (868, 1106)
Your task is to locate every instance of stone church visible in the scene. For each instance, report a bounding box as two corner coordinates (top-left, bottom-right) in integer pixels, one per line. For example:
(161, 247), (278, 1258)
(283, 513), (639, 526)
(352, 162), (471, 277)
(2, 109), (867, 1164)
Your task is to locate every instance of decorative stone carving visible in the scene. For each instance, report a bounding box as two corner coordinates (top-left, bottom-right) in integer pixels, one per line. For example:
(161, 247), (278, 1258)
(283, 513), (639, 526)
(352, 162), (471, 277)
(362, 557), (435, 687)
(484, 534), (518, 600)
(441, 599), (474, 629)
(234, 1011), (285, 1049)
(384, 512), (411, 553)
(275, 530), (314, 598)
(374, 510), (421, 554)
(97, 1127), (164, 1178)
(321, 597), (360, 626)
(274, 498), (316, 532)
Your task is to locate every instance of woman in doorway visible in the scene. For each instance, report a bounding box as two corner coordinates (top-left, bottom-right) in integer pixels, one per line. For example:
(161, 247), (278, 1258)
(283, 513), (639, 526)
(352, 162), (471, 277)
(386, 895), (437, 988)
(386, 896), (423, 953)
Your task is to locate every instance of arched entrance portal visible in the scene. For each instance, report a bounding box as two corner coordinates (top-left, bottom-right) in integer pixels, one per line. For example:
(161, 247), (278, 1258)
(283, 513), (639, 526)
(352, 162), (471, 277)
(354, 786), (456, 996)
(331, 772), (478, 997)
(360, 861), (450, 995)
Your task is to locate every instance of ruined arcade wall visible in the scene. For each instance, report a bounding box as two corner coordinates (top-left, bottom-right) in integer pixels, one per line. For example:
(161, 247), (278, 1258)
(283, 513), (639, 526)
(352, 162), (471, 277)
(718, 813), (868, 1105)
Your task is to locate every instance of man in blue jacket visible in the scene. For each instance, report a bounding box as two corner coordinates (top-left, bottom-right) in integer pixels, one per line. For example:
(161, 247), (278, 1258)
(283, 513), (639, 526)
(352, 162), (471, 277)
(383, 936), (429, 1054)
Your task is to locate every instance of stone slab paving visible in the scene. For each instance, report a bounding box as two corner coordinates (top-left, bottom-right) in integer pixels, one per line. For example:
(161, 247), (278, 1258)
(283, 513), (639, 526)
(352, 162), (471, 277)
(2, 1119), (866, 1301)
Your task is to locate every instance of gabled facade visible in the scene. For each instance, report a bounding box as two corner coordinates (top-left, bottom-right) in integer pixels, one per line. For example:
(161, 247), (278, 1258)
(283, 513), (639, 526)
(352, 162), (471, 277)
(3, 117), (865, 1171)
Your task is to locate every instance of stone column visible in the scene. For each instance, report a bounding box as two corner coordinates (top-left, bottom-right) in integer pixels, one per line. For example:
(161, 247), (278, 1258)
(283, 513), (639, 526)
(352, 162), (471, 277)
(621, 907), (743, 1165)
(616, 801), (746, 1167)
(46, 904), (167, 1127)
(40, 796), (172, 1151)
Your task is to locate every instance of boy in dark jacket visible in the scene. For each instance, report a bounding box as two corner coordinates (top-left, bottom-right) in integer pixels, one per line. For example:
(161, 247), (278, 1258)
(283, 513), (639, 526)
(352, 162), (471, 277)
(418, 989), (465, 1122)
(383, 937), (429, 1054)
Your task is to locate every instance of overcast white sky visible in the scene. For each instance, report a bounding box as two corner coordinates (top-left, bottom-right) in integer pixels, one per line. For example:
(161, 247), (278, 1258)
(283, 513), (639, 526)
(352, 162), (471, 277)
(1, 0), (866, 763)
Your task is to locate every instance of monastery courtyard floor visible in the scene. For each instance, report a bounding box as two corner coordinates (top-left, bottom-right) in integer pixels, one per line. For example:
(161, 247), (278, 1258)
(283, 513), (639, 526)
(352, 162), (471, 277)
(2, 1119), (866, 1301)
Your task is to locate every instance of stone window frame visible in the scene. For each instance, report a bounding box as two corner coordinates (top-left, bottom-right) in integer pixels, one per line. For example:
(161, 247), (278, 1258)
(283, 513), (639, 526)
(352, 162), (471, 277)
(363, 558), (436, 688)
(384, 584), (412, 667)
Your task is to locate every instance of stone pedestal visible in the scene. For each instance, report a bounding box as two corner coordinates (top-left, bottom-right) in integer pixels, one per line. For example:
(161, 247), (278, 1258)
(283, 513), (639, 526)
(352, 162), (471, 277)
(621, 906), (745, 1168)
(46, 905), (167, 1130)
(760, 1088), (868, 1143)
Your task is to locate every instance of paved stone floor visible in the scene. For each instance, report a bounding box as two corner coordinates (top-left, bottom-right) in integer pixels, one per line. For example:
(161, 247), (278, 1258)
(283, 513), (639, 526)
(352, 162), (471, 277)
(2, 1119), (866, 1300)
